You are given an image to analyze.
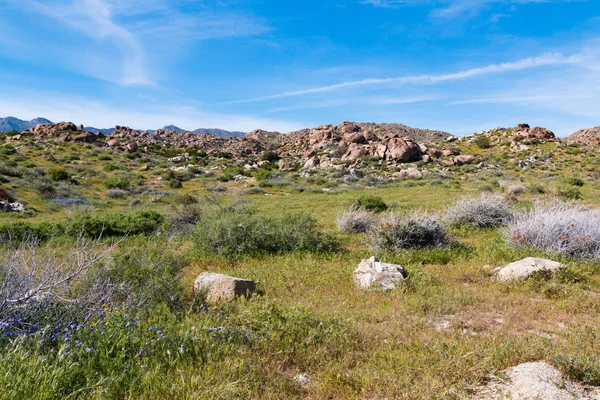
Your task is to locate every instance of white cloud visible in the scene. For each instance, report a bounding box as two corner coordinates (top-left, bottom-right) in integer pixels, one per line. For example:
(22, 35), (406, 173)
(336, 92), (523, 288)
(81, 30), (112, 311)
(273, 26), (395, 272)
(224, 53), (580, 104)
(0, 0), (269, 85)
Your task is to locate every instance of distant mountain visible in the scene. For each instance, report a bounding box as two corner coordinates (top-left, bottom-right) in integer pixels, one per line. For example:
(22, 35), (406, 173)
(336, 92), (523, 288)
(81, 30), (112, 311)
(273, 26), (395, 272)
(85, 127), (115, 135)
(192, 128), (245, 138)
(161, 125), (186, 133)
(0, 117), (52, 132)
(1, 117), (245, 138)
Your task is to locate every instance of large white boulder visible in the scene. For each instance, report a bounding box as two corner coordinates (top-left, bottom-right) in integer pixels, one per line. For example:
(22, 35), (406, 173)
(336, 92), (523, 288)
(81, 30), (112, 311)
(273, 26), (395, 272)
(194, 272), (256, 303)
(496, 257), (564, 282)
(474, 361), (600, 399)
(354, 256), (406, 291)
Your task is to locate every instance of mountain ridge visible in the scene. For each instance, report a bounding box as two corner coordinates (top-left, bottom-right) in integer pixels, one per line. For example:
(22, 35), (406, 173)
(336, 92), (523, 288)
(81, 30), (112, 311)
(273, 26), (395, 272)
(0, 117), (247, 138)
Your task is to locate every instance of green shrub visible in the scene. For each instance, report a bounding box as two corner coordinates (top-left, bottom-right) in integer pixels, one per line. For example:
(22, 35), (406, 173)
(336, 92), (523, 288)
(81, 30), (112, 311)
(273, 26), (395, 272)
(103, 164), (120, 172)
(563, 177), (584, 187)
(104, 176), (131, 190)
(0, 187), (16, 202)
(191, 209), (339, 257)
(351, 195), (388, 213)
(557, 187), (582, 200)
(366, 212), (451, 251)
(474, 135), (491, 149)
(100, 239), (186, 309)
(254, 169), (272, 181)
(259, 151), (279, 162)
(0, 221), (64, 242)
(106, 189), (128, 199)
(48, 168), (70, 181)
(65, 211), (164, 238)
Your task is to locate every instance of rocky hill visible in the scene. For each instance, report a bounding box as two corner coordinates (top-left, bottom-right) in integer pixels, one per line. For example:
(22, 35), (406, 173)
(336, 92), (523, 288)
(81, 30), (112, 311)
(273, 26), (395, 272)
(566, 126), (600, 146)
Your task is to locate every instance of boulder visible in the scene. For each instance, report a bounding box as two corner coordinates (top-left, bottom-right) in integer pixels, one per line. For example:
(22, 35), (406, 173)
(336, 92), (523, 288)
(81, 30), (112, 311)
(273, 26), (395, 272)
(343, 132), (367, 144)
(354, 256), (406, 291)
(442, 147), (460, 157)
(0, 201), (25, 212)
(496, 257), (564, 282)
(474, 361), (599, 400)
(529, 126), (555, 140)
(107, 139), (120, 147)
(72, 132), (100, 143)
(303, 156), (320, 170)
(126, 142), (138, 153)
(399, 167), (422, 179)
(168, 155), (187, 163)
(385, 137), (421, 163)
(342, 146), (368, 161)
(194, 272), (256, 303)
(453, 154), (476, 165)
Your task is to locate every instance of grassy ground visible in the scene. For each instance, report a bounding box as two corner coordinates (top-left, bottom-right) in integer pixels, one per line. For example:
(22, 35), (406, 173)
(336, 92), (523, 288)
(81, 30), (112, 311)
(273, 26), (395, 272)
(2, 136), (600, 398)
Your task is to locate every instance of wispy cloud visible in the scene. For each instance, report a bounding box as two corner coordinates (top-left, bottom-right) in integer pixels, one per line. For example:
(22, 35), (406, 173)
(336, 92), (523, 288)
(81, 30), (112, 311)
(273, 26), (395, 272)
(268, 95), (442, 113)
(363, 0), (580, 20)
(223, 53), (580, 104)
(0, 0), (269, 85)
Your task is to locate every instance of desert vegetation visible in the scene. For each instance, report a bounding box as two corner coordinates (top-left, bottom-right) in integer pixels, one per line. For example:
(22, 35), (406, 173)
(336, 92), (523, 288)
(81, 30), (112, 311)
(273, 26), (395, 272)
(2, 123), (600, 398)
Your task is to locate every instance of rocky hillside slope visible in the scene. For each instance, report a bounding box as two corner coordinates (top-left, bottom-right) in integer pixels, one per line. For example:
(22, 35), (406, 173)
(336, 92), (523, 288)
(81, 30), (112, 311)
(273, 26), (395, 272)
(566, 126), (600, 146)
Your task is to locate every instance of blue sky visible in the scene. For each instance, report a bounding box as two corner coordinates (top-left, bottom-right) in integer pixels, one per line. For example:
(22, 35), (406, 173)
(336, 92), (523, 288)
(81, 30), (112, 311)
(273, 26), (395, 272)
(0, 0), (598, 135)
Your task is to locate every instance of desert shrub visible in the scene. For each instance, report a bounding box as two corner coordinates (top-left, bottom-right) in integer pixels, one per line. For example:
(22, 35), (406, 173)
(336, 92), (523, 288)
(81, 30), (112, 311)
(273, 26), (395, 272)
(254, 169), (272, 181)
(259, 151), (279, 162)
(527, 182), (546, 194)
(0, 187), (16, 202)
(336, 206), (375, 233)
(351, 195), (388, 213)
(0, 221), (63, 242)
(104, 176), (131, 190)
(106, 189), (128, 199)
(563, 177), (585, 187)
(0, 163), (28, 178)
(48, 168), (69, 181)
(98, 239), (186, 310)
(474, 135), (491, 149)
(210, 185), (226, 192)
(65, 211), (164, 238)
(558, 187), (582, 200)
(103, 163), (120, 172)
(191, 209), (339, 257)
(175, 193), (198, 205)
(446, 194), (514, 228)
(169, 180), (183, 189)
(366, 212), (451, 251)
(507, 200), (600, 261)
(168, 203), (203, 233)
(98, 154), (112, 160)
(245, 187), (266, 195)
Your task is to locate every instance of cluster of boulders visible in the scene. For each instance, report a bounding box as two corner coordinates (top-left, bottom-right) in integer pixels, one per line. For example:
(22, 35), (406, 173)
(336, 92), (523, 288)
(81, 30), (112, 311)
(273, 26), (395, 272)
(566, 126), (600, 147)
(22, 122), (103, 143)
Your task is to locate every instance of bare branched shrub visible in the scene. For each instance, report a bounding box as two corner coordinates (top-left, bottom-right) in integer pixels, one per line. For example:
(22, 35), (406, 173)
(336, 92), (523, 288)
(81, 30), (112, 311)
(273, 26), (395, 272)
(366, 212), (451, 251)
(446, 194), (514, 228)
(507, 200), (600, 261)
(0, 237), (118, 331)
(336, 206), (375, 233)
